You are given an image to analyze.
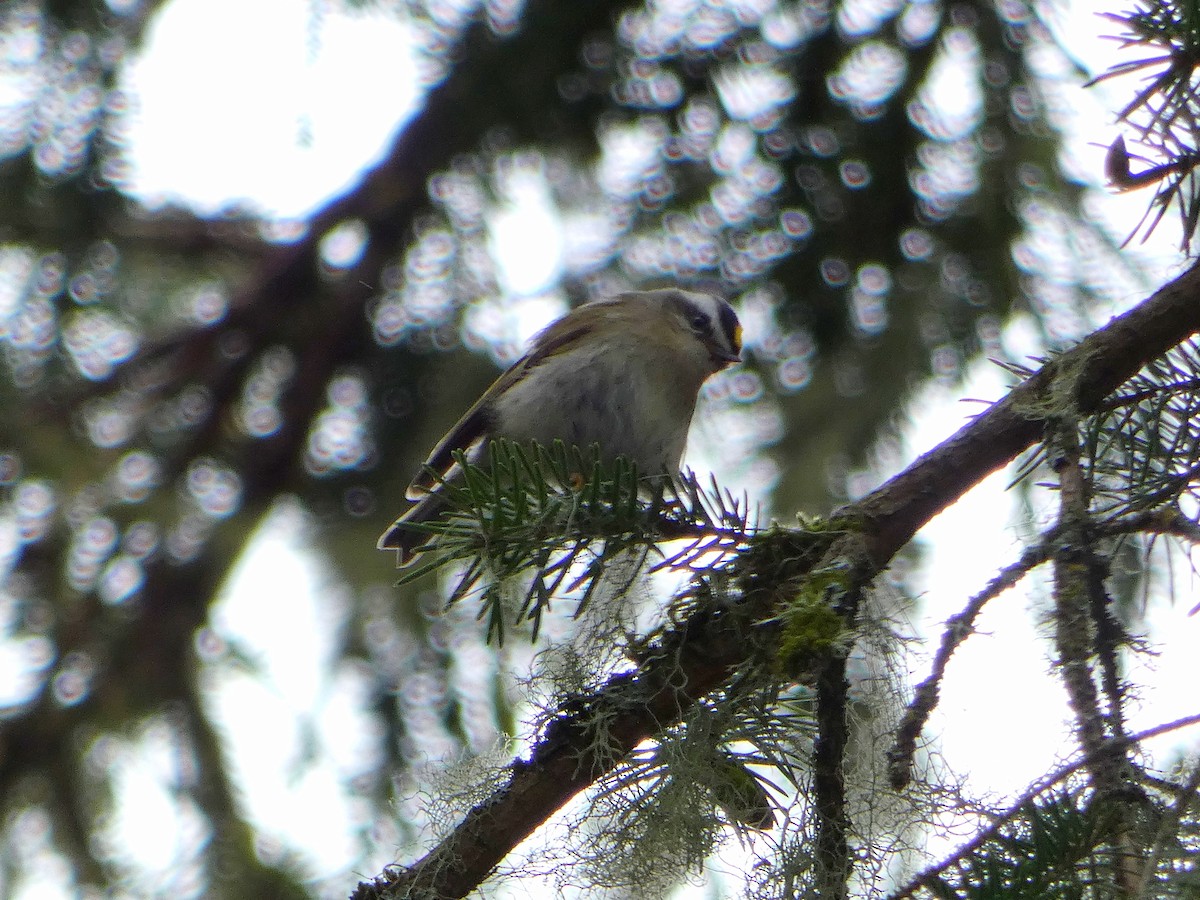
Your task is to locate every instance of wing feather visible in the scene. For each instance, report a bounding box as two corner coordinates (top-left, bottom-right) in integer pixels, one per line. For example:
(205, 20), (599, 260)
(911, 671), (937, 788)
(404, 311), (596, 498)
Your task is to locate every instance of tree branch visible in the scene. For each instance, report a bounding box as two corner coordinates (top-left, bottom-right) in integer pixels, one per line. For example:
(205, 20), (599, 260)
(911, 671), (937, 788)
(853, 260), (1200, 564)
(352, 264), (1200, 896)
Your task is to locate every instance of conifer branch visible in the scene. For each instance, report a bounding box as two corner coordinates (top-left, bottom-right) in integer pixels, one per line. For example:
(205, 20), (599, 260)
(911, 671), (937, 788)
(1091, 3), (1200, 246)
(886, 713), (1200, 900)
(392, 440), (754, 641)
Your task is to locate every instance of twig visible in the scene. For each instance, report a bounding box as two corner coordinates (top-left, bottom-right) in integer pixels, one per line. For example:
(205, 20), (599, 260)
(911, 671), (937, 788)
(1049, 411), (1138, 896)
(813, 640), (851, 899)
(888, 530), (1060, 790)
(1136, 757), (1200, 897)
(886, 713), (1200, 900)
(890, 506), (1200, 792)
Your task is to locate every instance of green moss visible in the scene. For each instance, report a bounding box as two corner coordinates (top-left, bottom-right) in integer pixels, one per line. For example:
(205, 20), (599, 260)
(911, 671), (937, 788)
(775, 583), (848, 677)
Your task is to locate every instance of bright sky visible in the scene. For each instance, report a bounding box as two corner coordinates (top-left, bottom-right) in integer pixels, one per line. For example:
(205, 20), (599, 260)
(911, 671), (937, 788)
(19, 0), (1200, 895)
(125, 0), (420, 218)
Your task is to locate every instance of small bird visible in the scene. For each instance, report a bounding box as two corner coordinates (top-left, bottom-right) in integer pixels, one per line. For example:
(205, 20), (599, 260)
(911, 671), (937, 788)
(378, 288), (743, 564)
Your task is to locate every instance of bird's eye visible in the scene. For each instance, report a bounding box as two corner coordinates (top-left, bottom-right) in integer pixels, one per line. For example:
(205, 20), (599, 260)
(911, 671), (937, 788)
(689, 311), (711, 332)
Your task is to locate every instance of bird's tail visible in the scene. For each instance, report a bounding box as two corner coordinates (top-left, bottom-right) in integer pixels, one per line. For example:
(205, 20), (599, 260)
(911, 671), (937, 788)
(376, 488), (448, 566)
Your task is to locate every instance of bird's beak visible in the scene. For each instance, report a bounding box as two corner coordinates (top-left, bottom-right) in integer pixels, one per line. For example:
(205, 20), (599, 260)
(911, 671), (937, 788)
(718, 324), (743, 363)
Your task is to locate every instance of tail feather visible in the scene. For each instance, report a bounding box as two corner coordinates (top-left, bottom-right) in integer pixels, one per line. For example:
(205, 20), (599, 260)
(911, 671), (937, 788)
(377, 490), (448, 566)
(379, 454), (475, 567)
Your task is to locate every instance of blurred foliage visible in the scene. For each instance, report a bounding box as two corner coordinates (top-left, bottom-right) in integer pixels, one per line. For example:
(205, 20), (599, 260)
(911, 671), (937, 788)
(0, 0), (1185, 896)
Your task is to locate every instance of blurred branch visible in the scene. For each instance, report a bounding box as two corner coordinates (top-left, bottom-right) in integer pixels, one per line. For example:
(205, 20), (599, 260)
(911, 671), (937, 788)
(41, 0), (174, 48)
(353, 264), (1200, 897)
(100, 0), (622, 377)
(1, 0), (632, 865)
(44, 0), (627, 416)
(179, 675), (316, 898)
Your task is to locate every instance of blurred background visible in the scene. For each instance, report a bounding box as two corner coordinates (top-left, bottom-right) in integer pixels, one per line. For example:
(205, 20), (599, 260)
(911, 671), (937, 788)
(0, 0), (1191, 897)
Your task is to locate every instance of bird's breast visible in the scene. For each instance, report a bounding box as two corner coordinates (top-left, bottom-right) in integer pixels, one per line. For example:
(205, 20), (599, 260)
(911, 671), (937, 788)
(489, 346), (698, 473)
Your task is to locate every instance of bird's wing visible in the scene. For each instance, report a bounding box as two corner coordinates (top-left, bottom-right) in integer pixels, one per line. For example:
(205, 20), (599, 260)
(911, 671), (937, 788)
(404, 385), (497, 500)
(404, 314), (594, 499)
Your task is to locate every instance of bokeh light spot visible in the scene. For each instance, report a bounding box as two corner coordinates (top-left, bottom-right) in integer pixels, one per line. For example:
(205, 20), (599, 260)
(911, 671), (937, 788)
(52, 652), (95, 706)
(839, 159), (870, 189)
(186, 459), (242, 518)
(820, 257), (850, 287)
(319, 219), (369, 271)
